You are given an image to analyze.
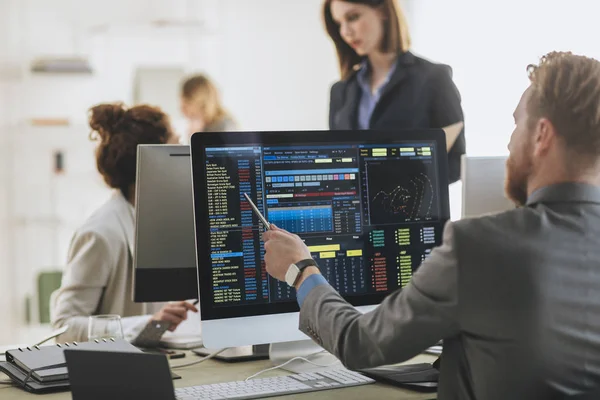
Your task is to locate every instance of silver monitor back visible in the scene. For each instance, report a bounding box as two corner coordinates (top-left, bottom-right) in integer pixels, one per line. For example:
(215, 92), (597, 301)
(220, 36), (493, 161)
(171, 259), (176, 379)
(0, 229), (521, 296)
(461, 155), (515, 219)
(133, 144), (198, 302)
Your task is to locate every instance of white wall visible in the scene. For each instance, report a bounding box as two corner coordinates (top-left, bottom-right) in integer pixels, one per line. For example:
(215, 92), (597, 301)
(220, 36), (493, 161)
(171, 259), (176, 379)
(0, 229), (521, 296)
(409, 0), (600, 157)
(218, 0), (338, 131)
(0, 103), (12, 345)
(0, 0), (26, 345)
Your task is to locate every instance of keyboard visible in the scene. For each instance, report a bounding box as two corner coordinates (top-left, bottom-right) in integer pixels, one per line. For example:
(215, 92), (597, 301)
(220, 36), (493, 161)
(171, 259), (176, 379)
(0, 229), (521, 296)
(174, 368), (375, 399)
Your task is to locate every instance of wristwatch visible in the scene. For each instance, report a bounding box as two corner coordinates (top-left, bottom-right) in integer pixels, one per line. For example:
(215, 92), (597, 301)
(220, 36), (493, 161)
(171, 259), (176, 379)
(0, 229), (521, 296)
(285, 259), (318, 287)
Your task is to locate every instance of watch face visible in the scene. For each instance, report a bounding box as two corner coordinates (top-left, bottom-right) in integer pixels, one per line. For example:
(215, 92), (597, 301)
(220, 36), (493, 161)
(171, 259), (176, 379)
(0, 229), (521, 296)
(285, 264), (300, 287)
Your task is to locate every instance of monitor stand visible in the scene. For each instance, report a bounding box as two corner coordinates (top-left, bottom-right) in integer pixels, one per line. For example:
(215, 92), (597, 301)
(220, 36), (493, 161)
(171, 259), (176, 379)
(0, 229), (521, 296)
(269, 340), (340, 373)
(193, 344), (270, 362)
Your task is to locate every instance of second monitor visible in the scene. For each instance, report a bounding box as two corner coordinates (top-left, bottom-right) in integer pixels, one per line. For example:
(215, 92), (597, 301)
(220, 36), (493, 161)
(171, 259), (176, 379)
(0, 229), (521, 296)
(461, 155), (515, 219)
(133, 144), (198, 302)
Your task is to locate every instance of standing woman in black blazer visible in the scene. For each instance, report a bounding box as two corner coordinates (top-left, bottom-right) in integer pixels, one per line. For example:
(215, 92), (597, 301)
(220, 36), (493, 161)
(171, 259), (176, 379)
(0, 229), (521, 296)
(324, 0), (466, 183)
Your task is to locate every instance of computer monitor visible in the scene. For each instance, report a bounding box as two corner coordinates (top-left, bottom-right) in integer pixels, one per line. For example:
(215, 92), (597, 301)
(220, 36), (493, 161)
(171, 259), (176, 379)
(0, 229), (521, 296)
(190, 130), (450, 363)
(133, 144), (198, 302)
(461, 155), (515, 219)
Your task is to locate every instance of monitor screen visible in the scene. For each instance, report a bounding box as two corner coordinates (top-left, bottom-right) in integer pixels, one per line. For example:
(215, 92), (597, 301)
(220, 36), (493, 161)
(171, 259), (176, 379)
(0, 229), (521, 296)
(461, 155), (514, 219)
(192, 130), (450, 321)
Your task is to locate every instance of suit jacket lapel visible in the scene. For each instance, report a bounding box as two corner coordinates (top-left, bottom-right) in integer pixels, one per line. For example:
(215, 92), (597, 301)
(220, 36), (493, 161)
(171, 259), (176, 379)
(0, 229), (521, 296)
(376, 51), (415, 104)
(334, 52), (415, 130)
(334, 79), (361, 130)
(370, 52), (415, 127)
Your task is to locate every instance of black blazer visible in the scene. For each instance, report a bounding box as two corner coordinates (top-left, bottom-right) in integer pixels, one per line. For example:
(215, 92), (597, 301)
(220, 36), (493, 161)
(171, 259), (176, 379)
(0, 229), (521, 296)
(329, 51), (465, 184)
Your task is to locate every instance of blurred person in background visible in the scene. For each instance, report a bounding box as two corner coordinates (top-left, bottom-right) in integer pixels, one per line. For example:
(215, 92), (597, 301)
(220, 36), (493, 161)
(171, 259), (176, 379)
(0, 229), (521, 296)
(180, 74), (238, 139)
(51, 103), (197, 343)
(324, 0), (465, 184)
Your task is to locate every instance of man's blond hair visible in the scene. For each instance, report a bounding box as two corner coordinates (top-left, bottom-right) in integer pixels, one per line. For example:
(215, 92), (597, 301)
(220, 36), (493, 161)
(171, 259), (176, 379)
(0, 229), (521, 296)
(527, 51), (600, 167)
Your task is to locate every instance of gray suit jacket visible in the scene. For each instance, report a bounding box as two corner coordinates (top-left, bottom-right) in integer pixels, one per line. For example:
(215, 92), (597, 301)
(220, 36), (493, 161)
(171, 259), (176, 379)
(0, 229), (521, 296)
(299, 183), (600, 400)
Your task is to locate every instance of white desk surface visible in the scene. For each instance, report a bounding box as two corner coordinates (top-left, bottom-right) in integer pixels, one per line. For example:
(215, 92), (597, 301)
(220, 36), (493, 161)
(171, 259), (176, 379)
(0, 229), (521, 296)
(0, 352), (437, 399)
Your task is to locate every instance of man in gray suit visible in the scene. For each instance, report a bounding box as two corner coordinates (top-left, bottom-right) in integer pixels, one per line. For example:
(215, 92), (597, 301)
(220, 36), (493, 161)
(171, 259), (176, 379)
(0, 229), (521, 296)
(263, 51), (600, 400)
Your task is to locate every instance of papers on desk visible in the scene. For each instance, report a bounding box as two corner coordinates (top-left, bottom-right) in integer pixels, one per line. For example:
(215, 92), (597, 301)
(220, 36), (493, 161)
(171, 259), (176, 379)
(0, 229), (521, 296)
(159, 310), (203, 349)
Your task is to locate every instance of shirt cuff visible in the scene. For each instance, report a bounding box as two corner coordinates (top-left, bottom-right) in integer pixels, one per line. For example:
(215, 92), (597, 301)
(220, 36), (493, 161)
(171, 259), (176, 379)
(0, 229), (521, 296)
(296, 274), (329, 307)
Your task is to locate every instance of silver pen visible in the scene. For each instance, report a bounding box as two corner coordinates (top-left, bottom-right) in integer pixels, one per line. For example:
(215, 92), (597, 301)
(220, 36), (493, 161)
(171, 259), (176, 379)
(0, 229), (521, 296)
(243, 193), (271, 231)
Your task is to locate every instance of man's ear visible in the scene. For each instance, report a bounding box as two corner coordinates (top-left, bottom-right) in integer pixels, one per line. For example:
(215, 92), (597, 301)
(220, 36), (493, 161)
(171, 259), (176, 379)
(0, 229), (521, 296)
(533, 118), (555, 157)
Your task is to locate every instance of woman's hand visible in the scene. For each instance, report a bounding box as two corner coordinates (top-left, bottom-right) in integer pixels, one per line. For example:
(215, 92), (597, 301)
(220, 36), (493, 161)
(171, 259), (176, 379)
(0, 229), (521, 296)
(152, 301), (198, 331)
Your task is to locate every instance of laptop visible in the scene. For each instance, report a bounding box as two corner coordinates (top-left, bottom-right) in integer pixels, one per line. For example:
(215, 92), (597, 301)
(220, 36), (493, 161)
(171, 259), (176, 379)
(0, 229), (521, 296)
(64, 350), (176, 400)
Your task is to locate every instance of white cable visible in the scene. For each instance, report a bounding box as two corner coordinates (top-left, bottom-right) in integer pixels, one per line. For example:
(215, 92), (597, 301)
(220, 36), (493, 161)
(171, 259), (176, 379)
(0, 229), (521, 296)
(170, 348), (228, 369)
(0, 326), (69, 357)
(245, 355), (341, 381)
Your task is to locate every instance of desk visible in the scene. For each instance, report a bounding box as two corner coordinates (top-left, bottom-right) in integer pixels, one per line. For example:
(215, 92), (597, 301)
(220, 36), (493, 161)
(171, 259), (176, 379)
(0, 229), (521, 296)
(0, 353), (437, 400)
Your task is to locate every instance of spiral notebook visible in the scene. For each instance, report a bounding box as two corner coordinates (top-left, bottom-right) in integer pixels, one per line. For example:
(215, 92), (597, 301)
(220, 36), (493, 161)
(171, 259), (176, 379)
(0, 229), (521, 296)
(0, 338), (141, 392)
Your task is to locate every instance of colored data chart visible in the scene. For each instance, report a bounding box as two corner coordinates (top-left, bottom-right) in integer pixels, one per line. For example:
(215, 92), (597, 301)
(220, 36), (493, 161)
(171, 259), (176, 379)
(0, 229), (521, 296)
(267, 205), (333, 233)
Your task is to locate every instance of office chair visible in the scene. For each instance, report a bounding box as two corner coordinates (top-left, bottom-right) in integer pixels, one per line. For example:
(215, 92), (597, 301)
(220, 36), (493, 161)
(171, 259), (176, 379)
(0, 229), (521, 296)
(37, 270), (62, 323)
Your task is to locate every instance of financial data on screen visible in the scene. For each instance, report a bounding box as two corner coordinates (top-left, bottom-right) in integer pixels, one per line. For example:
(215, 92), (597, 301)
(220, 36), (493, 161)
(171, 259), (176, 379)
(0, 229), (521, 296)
(202, 141), (445, 311)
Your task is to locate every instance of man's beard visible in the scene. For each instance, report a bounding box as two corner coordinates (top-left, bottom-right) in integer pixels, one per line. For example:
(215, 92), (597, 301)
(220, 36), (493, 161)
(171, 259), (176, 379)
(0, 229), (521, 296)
(505, 154), (531, 207)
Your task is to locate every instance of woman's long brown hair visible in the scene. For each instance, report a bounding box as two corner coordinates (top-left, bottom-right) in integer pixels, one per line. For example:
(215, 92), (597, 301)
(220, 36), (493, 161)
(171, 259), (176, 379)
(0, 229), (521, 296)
(323, 0), (411, 80)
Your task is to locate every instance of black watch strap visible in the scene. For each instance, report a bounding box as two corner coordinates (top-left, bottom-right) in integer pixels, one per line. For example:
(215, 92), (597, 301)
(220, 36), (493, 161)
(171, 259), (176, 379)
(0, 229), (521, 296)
(295, 259), (318, 271)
